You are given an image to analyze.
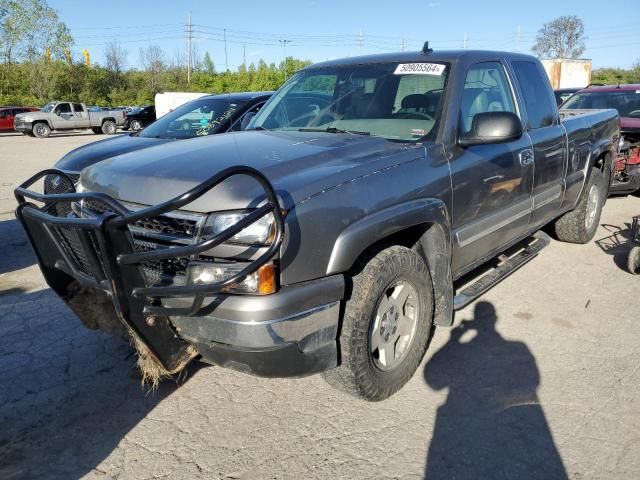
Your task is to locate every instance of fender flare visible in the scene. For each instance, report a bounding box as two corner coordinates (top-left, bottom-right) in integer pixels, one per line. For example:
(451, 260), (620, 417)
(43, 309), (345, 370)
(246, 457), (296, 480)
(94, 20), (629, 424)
(326, 198), (454, 326)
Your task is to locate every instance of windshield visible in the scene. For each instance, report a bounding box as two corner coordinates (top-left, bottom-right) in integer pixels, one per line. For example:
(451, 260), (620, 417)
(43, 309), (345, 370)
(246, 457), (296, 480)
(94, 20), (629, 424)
(139, 97), (245, 139)
(562, 90), (640, 118)
(250, 62), (449, 141)
(41, 102), (56, 113)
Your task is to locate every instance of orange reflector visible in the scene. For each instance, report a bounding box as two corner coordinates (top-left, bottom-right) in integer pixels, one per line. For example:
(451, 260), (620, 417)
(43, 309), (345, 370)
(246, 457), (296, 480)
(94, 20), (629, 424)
(257, 263), (277, 295)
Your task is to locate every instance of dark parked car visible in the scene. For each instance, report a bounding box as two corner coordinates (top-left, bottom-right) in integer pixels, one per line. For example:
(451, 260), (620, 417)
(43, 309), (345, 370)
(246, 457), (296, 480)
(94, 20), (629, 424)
(562, 84), (640, 194)
(45, 91), (273, 192)
(0, 106), (39, 132)
(18, 49), (618, 400)
(123, 105), (155, 131)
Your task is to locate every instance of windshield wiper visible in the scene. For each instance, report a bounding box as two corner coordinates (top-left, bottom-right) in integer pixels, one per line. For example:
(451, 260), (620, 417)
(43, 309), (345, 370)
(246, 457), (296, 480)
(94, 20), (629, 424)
(298, 127), (370, 136)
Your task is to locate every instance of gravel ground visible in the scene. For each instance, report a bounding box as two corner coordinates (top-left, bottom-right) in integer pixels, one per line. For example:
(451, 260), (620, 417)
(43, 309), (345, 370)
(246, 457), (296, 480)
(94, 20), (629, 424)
(0, 132), (639, 479)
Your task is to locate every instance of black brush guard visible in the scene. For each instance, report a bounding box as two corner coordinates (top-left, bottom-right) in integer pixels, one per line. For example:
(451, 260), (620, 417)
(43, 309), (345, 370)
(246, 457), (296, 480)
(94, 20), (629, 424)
(14, 167), (285, 372)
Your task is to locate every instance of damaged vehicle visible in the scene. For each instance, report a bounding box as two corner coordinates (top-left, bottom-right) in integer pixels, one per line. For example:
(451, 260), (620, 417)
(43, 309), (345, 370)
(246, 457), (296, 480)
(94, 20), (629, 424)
(16, 48), (619, 400)
(562, 84), (640, 195)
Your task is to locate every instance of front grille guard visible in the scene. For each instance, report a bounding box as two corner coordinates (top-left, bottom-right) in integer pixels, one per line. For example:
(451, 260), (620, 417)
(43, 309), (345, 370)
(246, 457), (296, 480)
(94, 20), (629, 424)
(15, 166), (286, 319)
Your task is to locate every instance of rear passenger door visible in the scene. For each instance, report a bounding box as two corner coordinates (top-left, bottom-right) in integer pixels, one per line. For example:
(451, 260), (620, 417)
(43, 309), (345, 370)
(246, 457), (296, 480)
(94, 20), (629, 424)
(73, 103), (90, 128)
(450, 61), (534, 274)
(510, 61), (567, 228)
(0, 109), (11, 130)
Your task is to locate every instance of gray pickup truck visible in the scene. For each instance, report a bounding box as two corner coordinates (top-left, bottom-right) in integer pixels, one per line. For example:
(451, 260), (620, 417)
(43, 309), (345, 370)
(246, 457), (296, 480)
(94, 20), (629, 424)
(16, 48), (619, 400)
(14, 101), (125, 138)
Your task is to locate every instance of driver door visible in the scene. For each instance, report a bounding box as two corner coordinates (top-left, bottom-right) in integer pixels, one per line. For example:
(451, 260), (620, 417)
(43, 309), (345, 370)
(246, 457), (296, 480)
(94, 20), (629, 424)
(52, 103), (76, 129)
(449, 61), (534, 275)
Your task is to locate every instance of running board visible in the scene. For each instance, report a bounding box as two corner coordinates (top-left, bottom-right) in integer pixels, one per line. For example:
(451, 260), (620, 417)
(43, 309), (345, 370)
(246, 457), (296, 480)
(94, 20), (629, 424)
(453, 231), (551, 310)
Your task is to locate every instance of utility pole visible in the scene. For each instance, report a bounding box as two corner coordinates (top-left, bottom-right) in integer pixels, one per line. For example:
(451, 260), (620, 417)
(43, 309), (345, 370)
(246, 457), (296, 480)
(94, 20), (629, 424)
(463, 32), (468, 49)
(358, 29), (364, 55)
(224, 28), (229, 71)
(401, 37), (407, 51)
(515, 24), (521, 52)
(243, 43), (246, 67)
(280, 39), (291, 80)
(187, 11), (192, 84)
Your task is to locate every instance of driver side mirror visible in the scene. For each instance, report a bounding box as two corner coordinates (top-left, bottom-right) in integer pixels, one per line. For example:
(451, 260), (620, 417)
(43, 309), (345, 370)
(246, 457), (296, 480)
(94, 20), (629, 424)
(240, 111), (256, 131)
(458, 111), (523, 147)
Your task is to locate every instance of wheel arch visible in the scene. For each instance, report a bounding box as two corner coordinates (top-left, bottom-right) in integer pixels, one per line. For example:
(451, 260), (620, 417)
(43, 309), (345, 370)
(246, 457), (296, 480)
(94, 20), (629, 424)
(101, 117), (116, 125)
(327, 198), (454, 326)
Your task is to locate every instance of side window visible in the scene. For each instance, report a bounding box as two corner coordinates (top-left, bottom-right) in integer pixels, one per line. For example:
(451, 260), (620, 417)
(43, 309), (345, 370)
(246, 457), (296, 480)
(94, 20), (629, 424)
(511, 61), (555, 129)
(73, 103), (84, 113)
(55, 103), (72, 115)
(460, 61), (516, 134)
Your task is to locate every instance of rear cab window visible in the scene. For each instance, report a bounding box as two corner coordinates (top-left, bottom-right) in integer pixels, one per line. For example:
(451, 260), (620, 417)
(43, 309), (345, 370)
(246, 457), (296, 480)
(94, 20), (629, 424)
(511, 61), (557, 129)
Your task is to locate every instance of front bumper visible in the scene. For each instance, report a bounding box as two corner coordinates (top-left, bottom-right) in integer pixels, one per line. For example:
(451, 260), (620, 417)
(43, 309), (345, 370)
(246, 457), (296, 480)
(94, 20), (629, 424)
(173, 276), (344, 376)
(14, 120), (32, 133)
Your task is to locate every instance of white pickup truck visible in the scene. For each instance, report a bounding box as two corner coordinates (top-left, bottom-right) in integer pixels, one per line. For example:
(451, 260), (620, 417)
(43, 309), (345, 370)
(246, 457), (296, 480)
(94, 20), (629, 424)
(14, 101), (125, 138)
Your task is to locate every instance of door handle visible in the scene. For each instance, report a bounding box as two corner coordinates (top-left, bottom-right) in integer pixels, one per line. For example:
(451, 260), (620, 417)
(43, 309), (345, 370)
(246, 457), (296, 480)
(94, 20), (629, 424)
(519, 148), (534, 167)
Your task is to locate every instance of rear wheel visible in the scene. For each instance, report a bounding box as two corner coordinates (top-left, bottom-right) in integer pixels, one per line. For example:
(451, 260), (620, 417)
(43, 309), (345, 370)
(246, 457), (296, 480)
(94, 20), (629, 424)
(324, 245), (434, 401)
(628, 246), (640, 275)
(554, 167), (606, 243)
(32, 122), (50, 138)
(101, 120), (117, 135)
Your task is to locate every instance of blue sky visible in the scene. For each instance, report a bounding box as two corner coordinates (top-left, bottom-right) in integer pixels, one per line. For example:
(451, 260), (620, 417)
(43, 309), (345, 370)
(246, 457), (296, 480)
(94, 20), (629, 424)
(51, 0), (640, 70)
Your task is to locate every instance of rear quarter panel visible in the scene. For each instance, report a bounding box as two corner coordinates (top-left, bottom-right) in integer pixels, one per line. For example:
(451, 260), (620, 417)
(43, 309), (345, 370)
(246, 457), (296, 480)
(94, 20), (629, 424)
(560, 108), (619, 209)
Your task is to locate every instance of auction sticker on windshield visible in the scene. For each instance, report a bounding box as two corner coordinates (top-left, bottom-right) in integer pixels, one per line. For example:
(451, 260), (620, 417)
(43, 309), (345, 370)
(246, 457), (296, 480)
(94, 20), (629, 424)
(394, 63), (445, 75)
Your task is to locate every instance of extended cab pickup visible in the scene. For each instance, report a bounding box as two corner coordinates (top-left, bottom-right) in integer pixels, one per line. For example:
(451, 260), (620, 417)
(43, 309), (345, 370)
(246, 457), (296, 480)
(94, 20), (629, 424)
(14, 101), (125, 138)
(15, 49), (619, 400)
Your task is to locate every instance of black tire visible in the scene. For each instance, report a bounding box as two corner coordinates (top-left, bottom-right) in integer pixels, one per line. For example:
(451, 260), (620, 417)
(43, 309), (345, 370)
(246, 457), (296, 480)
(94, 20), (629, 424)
(628, 246), (640, 275)
(91, 127), (103, 134)
(101, 120), (117, 135)
(130, 119), (142, 131)
(324, 245), (434, 401)
(554, 167), (606, 244)
(32, 122), (50, 138)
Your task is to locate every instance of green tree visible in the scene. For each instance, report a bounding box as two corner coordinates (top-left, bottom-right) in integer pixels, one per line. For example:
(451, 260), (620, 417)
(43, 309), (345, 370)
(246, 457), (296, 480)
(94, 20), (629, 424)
(0, 0), (73, 63)
(203, 51), (215, 74)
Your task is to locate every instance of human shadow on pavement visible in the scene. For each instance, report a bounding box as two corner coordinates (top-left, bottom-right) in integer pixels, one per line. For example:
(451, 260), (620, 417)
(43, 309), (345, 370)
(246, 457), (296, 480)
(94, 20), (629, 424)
(0, 287), (202, 479)
(424, 302), (567, 480)
(0, 218), (36, 275)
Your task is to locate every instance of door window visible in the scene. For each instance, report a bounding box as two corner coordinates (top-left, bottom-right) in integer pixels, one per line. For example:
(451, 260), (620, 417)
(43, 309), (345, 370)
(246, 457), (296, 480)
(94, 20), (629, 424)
(460, 62), (517, 134)
(73, 103), (84, 113)
(55, 103), (72, 115)
(511, 61), (556, 129)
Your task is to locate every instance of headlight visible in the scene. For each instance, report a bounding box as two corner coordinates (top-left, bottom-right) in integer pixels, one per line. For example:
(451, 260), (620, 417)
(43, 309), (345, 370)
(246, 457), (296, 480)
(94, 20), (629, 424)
(187, 261), (277, 295)
(619, 135), (625, 151)
(202, 211), (275, 245)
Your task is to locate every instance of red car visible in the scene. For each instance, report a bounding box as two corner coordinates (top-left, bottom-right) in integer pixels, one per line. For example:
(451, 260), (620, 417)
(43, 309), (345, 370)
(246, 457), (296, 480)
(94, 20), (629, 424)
(0, 106), (39, 132)
(562, 84), (640, 194)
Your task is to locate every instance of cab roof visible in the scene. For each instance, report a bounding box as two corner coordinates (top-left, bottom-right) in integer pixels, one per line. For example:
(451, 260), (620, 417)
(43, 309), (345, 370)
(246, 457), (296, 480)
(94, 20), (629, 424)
(305, 49), (539, 70)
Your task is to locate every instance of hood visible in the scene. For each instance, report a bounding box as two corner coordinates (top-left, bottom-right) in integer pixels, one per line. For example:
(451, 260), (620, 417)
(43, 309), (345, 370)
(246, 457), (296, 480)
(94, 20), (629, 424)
(55, 134), (169, 172)
(81, 130), (425, 212)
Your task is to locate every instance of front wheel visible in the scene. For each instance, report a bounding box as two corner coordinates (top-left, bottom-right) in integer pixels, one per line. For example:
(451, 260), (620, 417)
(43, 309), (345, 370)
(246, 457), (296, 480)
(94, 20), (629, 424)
(130, 119), (142, 131)
(101, 120), (117, 135)
(32, 122), (50, 138)
(324, 245), (434, 401)
(554, 167), (606, 243)
(628, 246), (640, 275)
